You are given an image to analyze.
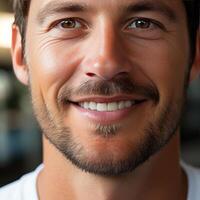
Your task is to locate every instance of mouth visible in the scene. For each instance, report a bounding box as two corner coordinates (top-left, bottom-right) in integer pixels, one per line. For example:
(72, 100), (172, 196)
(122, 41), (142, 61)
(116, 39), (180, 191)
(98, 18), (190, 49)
(64, 96), (148, 124)
(66, 94), (147, 111)
(74, 100), (145, 112)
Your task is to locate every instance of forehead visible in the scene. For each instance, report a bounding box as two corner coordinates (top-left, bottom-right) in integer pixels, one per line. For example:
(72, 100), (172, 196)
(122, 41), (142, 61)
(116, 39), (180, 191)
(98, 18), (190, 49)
(28, 0), (185, 16)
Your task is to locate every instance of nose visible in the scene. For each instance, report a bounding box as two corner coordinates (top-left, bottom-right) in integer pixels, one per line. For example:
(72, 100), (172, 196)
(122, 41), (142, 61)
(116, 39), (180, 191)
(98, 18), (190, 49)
(81, 19), (132, 80)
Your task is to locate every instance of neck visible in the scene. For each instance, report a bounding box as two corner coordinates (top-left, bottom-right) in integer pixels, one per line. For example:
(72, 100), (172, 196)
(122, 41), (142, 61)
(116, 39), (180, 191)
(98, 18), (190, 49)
(37, 133), (187, 200)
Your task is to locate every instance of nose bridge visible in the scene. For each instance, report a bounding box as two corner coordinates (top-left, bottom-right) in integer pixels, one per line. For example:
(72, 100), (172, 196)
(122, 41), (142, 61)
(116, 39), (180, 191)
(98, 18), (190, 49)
(98, 17), (116, 61)
(82, 16), (130, 80)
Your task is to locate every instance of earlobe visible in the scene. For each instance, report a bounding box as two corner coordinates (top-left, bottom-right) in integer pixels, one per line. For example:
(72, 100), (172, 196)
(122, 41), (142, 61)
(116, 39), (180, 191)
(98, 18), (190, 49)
(189, 31), (200, 81)
(11, 24), (29, 85)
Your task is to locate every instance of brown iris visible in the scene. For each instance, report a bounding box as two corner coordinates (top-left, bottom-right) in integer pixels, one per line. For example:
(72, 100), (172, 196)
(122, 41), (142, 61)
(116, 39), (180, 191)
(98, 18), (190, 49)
(60, 19), (77, 29)
(135, 19), (151, 29)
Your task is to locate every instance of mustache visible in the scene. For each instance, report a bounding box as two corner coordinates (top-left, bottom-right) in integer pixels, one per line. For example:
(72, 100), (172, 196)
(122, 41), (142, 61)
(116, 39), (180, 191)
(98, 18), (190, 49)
(58, 76), (159, 104)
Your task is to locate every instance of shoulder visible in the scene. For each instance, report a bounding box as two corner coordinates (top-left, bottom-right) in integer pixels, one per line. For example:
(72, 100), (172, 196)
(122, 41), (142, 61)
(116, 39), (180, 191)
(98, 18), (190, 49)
(181, 162), (200, 200)
(0, 180), (20, 199)
(0, 165), (43, 200)
(182, 162), (200, 185)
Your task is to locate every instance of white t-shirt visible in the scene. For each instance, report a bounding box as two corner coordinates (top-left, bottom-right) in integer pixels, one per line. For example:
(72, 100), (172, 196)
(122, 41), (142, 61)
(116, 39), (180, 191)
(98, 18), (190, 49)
(0, 165), (42, 200)
(0, 163), (200, 200)
(181, 162), (200, 200)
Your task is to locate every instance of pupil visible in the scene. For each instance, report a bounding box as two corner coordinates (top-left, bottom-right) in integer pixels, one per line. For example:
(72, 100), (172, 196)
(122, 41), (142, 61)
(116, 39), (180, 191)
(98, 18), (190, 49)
(136, 20), (149, 28)
(61, 20), (75, 28)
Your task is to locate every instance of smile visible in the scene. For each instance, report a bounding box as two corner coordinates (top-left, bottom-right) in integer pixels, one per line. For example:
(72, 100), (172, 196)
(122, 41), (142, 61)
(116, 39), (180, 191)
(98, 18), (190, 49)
(65, 95), (148, 124)
(78, 100), (135, 112)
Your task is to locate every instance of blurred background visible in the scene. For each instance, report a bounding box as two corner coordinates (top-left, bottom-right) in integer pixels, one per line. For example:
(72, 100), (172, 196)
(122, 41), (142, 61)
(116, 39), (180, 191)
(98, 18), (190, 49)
(0, 0), (200, 187)
(0, 0), (42, 186)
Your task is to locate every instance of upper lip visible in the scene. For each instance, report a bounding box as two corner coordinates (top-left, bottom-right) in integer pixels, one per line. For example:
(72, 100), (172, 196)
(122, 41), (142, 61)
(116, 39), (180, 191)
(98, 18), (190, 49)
(68, 95), (147, 104)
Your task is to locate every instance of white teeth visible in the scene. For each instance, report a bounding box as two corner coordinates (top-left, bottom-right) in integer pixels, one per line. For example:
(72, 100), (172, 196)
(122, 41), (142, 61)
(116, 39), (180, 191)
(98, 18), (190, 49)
(118, 101), (125, 109)
(108, 102), (118, 111)
(89, 102), (97, 110)
(125, 101), (132, 108)
(79, 100), (134, 112)
(83, 102), (89, 109)
(97, 103), (108, 111)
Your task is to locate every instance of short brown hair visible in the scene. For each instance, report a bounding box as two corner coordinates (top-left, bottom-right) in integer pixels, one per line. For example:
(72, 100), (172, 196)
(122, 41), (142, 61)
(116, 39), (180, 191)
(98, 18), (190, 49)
(13, 0), (30, 49)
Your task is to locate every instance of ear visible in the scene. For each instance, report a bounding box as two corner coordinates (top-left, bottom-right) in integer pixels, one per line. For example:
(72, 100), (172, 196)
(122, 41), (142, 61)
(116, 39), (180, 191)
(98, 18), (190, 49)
(11, 24), (29, 85)
(189, 31), (200, 81)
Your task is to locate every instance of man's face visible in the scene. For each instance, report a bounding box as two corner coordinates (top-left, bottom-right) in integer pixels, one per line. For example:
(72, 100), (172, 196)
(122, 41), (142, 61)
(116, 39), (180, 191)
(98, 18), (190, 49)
(22, 0), (191, 175)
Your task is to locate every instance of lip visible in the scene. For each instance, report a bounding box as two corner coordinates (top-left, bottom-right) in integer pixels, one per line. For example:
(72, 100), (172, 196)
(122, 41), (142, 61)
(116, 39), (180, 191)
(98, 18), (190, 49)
(70, 99), (147, 124)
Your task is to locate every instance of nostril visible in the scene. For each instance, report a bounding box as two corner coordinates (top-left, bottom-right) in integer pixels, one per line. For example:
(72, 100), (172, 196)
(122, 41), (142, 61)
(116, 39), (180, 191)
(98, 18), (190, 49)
(118, 72), (129, 76)
(86, 72), (95, 77)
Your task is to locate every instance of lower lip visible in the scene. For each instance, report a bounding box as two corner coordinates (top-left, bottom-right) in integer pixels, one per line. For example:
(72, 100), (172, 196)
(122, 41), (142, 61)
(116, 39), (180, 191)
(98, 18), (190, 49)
(72, 102), (146, 124)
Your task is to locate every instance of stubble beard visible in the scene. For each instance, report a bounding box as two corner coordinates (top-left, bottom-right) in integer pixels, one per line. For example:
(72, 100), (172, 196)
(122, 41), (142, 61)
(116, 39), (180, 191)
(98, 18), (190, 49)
(31, 77), (185, 176)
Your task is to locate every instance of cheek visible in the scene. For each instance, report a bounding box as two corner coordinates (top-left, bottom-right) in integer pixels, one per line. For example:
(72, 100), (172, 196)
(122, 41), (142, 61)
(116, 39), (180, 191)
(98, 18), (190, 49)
(32, 43), (82, 84)
(26, 38), (85, 101)
(130, 38), (189, 100)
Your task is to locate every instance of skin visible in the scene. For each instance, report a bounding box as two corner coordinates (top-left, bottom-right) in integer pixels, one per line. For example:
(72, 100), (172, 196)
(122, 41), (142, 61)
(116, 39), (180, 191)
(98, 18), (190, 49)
(11, 0), (200, 199)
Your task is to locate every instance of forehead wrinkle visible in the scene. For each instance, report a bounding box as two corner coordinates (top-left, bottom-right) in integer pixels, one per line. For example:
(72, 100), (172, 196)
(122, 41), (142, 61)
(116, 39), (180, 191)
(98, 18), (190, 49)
(36, 1), (91, 24)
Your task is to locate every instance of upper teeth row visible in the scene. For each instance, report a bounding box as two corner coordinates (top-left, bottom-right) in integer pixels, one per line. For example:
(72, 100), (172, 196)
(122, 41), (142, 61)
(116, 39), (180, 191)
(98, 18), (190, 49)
(79, 101), (135, 112)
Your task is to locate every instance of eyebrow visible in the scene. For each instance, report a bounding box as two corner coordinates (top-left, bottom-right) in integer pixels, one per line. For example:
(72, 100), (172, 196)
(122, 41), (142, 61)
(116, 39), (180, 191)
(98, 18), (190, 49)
(125, 1), (177, 22)
(37, 0), (178, 25)
(37, 1), (89, 24)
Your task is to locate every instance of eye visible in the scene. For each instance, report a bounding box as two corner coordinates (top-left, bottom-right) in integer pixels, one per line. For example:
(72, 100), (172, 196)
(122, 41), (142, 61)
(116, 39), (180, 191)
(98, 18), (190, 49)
(124, 17), (166, 40)
(58, 18), (82, 29)
(47, 17), (89, 39)
(127, 18), (162, 30)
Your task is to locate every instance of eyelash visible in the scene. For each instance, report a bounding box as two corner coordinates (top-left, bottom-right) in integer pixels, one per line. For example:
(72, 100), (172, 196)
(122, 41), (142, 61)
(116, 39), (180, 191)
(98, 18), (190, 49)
(125, 17), (165, 31)
(49, 17), (88, 31)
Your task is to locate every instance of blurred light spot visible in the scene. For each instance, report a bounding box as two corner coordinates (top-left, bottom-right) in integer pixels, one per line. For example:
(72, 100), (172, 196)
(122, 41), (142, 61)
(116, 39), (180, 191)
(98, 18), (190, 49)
(0, 70), (11, 103)
(0, 13), (14, 49)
